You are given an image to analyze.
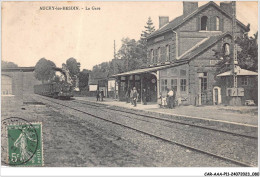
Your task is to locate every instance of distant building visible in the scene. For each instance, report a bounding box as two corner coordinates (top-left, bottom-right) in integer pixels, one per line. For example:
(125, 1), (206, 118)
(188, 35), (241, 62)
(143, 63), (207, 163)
(112, 1), (257, 105)
(1, 67), (41, 97)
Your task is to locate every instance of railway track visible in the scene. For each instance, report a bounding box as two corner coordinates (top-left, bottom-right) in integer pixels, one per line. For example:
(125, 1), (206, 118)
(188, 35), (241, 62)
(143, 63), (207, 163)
(72, 99), (257, 140)
(37, 95), (255, 167)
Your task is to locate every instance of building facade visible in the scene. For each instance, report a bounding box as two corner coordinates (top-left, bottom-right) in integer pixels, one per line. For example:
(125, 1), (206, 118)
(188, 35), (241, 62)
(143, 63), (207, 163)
(1, 67), (41, 98)
(113, 1), (257, 105)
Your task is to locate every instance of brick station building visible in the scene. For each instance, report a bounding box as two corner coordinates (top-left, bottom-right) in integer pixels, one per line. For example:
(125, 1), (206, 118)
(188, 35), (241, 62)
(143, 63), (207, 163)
(112, 1), (257, 106)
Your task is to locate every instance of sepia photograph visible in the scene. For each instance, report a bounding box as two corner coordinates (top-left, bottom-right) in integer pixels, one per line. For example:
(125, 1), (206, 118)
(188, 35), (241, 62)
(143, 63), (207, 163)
(1, 0), (259, 176)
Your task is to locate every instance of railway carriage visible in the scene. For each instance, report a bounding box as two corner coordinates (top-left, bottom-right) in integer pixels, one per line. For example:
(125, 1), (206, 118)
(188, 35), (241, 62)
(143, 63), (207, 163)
(34, 82), (73, 99)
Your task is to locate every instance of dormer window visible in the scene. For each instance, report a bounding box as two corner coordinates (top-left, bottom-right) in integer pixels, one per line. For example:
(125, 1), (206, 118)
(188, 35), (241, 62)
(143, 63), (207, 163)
(215, 17), (220, 31)
(201, 16), (208, 31)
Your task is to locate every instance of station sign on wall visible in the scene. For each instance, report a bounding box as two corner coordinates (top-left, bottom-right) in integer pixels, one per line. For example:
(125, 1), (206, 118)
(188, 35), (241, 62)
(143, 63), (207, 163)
(89, 85), (98, 91)
(226, 88), (244, 97)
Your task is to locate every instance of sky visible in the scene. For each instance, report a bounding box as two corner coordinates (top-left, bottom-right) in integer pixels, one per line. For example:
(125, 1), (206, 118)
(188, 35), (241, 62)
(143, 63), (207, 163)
(2, 1), (258, 70)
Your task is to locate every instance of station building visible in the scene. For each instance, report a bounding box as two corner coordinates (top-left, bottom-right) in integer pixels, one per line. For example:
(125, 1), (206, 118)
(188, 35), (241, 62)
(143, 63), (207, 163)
(112, 1), (257, 105)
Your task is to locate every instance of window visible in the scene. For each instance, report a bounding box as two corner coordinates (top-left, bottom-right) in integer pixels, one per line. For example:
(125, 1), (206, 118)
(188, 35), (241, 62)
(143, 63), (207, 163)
(201, 16), (208, 31)
(166, 45), (170, 61)
(155, 49), (158, 63)
(201, 78), (207, 92)
(241, 77), (249, 86)
(151, 49), (154, 63)
(223, 43), (230, 56)
(171, 79), (177, 92)
(158, 47), (161, 62)
(161, 79), (167, 92)
(180, 79), (186, 92)
(216, 17), (220, 31)
(120, 82), (125, 91)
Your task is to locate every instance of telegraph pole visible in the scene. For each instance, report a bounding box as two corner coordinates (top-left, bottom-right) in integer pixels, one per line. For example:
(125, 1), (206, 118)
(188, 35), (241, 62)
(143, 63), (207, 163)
(114, 40), (116, 60)
(230, 1), (243, 106)
(232, 1), (238, 88)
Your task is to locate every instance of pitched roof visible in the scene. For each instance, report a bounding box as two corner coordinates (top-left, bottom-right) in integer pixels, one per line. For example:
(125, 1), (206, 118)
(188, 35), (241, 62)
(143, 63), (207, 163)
(217, 66), (258, 77)
(178, 32), (231, 61)
(147, 2), (247, 39)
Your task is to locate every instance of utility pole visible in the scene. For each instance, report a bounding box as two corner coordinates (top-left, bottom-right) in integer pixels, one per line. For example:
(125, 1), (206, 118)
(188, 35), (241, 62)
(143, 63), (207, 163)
(114, 40), (116, 60)
(232, 1), (238, 88)
(230, 1), (243, 106)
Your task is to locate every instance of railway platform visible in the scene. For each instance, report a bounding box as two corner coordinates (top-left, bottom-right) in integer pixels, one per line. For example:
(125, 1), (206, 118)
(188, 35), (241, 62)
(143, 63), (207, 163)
(74, 96), (258, 127)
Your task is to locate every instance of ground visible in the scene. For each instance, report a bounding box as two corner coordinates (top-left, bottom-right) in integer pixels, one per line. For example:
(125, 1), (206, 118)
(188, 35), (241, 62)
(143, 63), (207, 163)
(1, 94), (257, 167)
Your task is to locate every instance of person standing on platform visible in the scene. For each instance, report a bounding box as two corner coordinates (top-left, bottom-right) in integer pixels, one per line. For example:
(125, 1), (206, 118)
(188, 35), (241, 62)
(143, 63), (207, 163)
(132, 87), (138, 107)
(100, 89), (104, 101)
(125, 90), (129, 103)
(130, 88), (134, 105)
(172, 88), (176, 108)
(96, 90), (100, 101)
(168, 88), (174, 109)
(142, 88), (147, 105)
(166, 88), (169, 107)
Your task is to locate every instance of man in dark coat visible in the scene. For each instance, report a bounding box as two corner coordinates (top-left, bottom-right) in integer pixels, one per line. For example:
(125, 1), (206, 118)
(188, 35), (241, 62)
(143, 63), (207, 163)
(96, 90), (100, 101)
(142, 88), (147, 105)
(100, 89), (104, 101)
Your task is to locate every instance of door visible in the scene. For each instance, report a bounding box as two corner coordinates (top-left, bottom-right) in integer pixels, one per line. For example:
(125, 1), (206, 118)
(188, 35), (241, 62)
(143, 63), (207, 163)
(214, 88), (219, 105)
(201, 77), (208, 105)
(145, 74), (157, 102)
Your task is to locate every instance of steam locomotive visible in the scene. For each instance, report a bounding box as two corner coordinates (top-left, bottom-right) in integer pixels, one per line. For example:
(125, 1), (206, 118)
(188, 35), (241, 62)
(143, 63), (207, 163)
(34, 64), (75, 99)
(34, 82), (73, 99)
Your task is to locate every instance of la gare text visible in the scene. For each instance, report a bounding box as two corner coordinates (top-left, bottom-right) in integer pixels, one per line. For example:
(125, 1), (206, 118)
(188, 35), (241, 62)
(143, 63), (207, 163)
(39, 6), (101, 11)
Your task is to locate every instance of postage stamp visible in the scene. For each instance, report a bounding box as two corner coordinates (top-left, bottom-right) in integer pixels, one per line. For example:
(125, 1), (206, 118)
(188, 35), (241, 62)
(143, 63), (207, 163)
(2, 118), (44, 166)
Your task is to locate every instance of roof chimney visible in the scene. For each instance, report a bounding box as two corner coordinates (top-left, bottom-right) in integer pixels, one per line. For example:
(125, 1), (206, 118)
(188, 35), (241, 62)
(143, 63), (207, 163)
(183, 1), (198, 17)
(220, 2), (233, 16)
(159, 16), (169, 28)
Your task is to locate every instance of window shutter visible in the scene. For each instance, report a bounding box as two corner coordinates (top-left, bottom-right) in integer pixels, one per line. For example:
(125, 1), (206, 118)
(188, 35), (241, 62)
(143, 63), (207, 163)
(198, 16), (201, 31)
(155, 49), (158, 63)
(208, 16), (211, 31)
(212, 16), (216, 31)
(164, 46), (167, 62)
(220, 17), (224, 31)
(168, 44), (171, 61)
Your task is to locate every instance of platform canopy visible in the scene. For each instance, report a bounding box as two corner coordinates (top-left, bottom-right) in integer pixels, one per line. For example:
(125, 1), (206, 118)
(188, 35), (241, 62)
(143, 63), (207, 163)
(217, 66), (258, 77)
(111, 61), (188, 77)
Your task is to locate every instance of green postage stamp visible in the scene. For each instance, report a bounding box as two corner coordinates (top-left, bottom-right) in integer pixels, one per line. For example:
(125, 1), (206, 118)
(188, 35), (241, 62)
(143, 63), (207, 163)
(7, 122), (43, 166)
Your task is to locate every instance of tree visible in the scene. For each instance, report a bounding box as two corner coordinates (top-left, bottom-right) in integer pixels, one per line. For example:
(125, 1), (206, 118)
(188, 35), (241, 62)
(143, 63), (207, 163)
(79, 69), (91, 91)
(140, 17), (156, 65)
(236, 31), (258, 72)
(34, 58), (56, 83)
(213, 31), (258, 74)
(140, 17), (155, 41)
(117, 38), (144, 71)
(66, 58), (80, 77)
(2, 61), (18, 68)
